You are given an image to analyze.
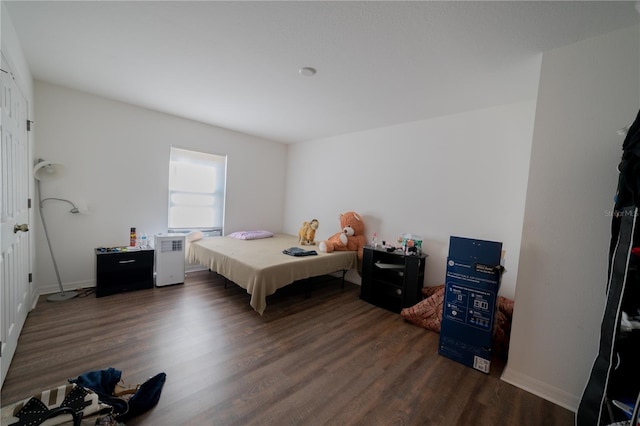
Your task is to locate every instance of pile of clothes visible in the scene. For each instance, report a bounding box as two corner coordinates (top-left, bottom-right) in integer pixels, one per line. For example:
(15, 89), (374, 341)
(400, 285), (514, 357)
(1, 368), (166, 426)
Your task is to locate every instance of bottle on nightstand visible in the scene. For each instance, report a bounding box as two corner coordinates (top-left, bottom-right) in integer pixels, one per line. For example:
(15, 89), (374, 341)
(130, 227), (137, 247)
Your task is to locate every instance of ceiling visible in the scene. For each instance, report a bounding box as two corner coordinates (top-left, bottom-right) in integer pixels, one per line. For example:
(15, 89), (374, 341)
(4, 1), (639, 144)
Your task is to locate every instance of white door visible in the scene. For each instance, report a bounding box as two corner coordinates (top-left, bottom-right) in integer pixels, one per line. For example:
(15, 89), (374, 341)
(0, 54), (31, 387)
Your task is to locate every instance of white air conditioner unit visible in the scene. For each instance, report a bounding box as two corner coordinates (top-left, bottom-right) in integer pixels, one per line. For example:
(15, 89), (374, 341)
(154, 234), (185, 287)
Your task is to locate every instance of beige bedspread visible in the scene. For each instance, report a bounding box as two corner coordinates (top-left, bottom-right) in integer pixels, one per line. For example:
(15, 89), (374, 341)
(187, 233), (357, 314)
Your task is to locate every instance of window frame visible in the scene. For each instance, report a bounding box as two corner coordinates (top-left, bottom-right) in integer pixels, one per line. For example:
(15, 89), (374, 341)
(168, 146), (227, 235)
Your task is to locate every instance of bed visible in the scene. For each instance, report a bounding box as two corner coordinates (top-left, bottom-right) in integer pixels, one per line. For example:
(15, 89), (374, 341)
(187, 233), (358, 314)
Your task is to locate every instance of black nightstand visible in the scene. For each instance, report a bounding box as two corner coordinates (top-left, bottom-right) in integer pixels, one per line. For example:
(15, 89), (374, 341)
(360, 246), (427, 313)
(95, 248), (154, 297)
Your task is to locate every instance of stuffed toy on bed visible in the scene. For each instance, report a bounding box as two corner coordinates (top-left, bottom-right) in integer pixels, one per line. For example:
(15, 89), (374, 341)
(319, 211), (366, 260)
(298, 219), (319, 245)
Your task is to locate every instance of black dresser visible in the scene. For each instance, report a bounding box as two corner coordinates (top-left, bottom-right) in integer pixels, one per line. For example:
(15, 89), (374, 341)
(95, 248), (154, 297)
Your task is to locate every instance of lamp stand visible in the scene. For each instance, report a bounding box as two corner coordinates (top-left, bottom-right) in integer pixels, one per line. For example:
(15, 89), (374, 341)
(37, 180), (78, 302)
(47, 291), (78, 302)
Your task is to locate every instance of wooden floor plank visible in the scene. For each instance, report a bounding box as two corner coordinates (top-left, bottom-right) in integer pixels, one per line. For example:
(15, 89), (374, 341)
(1, 271), (574, 425)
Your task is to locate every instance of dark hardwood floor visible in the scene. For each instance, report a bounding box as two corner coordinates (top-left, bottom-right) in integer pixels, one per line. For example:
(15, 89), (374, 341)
(1, 271), (574, 425)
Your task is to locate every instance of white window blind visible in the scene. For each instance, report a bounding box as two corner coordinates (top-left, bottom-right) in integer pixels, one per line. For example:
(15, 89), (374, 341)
(168, 147), (226, 233)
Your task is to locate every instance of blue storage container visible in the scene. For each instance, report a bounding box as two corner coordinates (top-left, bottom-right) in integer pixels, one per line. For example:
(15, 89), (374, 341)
(438, 236), (503, 373)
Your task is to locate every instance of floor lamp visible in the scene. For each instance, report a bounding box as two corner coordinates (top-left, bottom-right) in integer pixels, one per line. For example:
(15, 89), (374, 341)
(34, 159), (80, 302)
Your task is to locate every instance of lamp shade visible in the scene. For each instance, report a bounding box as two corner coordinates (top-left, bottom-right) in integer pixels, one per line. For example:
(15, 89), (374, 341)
(34, 159), (65, 181)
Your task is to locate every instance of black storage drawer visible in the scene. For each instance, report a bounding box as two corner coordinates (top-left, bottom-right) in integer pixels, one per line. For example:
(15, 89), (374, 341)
(369, 281), (404, 313)
(98, 252), (153, 270)
(361, 246), (427, 313)
(372, 265), (405, 286)
(96, 249), (154, 297)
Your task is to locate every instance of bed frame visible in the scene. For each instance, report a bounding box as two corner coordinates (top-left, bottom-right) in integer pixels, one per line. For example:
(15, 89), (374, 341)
(187, 233), (358, 314)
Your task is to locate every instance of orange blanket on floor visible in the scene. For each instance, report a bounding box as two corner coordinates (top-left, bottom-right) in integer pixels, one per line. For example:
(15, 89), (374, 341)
(400, 285), (514, 357)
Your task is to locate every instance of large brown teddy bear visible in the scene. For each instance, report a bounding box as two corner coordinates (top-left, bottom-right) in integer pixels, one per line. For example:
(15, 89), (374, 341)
(318, 211), (366, 260)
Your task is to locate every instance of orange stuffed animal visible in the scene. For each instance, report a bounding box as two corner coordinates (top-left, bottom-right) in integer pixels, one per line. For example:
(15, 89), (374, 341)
(298, 219), (319, 245)
(318, 211), (366, 260)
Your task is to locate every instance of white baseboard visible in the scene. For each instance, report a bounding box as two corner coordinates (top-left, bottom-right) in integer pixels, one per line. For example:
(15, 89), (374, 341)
(35, 267), (207, 299)
(186, 264), (208, 273)
(501, 365), (580, 413)
(37, 279), (96, 297)
(35, 265), (347, 298)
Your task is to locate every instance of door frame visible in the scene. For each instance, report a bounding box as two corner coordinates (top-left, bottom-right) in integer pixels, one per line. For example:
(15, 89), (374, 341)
(1, 51), (35, 388)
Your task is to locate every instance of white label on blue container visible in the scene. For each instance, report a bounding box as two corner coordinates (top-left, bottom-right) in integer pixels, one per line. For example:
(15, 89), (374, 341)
(473, 356), (491, 373)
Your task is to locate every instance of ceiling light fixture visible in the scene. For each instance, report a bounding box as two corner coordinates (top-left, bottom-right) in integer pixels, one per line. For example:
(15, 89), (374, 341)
(299, 67), (316, 77)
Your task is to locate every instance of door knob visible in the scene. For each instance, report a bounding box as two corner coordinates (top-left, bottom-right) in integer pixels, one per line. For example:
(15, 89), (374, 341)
(13, 223), (29, 233)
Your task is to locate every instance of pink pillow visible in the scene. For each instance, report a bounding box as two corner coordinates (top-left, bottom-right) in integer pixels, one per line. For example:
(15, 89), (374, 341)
(227, 230), (274, 240)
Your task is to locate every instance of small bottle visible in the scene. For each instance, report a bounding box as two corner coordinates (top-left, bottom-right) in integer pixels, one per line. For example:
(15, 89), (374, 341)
(130, 227), (137, 247)
(372, 232), (378, 248)
(140, 233), (148, 249)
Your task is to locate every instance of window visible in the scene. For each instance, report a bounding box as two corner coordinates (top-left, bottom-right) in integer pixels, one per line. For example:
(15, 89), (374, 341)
(168, 147), (226, 234)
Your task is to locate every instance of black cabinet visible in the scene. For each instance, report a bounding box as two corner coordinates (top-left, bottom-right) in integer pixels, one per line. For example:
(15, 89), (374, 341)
(360, 246), (427, 313)
(95, 248), (154, 297)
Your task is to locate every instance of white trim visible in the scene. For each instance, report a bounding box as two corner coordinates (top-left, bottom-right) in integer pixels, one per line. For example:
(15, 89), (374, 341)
(501, 366), (579, 412)
(37, 279), (95, 296)
(186, 264), (208, 273)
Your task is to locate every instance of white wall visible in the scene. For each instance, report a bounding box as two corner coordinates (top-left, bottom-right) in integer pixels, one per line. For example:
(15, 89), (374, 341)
(2, 2), (36, 305)
(1, 3), (33, 101)
(503, 24), (640, 411)
(33, 81), (287, 294)
(13, 5), (640, 414)
(284, 98), (539, 300)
